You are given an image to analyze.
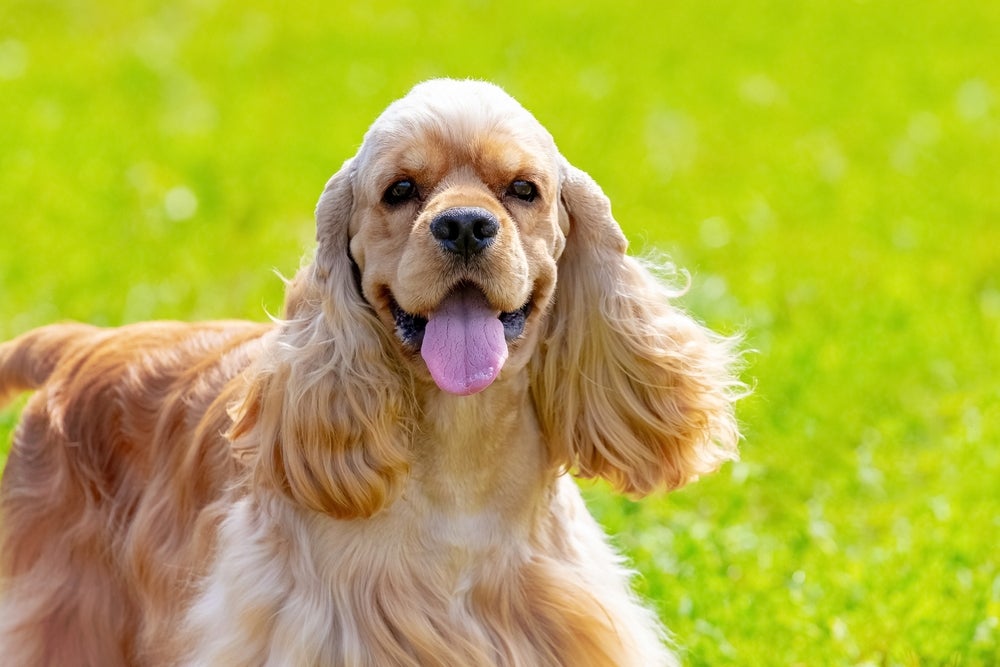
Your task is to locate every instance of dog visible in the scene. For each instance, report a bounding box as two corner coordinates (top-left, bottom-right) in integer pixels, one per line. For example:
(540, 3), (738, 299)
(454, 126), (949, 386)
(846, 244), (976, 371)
(0, 78), (742, 666)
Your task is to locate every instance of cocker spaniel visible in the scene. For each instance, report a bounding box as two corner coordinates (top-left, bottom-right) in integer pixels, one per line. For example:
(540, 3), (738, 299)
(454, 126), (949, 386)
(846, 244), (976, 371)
(0, 78), (742, 667)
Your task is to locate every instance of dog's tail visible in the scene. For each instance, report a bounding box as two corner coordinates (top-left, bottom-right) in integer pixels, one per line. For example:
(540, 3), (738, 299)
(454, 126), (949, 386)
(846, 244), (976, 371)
(0, 323), (101, 408)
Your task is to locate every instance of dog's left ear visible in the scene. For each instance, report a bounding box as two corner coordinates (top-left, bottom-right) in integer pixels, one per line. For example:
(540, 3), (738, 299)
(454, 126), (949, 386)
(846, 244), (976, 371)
(228, 159), (415, 519)
(531, 160), (744, 496)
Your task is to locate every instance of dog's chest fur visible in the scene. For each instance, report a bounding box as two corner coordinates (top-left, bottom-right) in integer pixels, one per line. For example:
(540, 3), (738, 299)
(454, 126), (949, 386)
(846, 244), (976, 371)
(184, 478), (658, 667)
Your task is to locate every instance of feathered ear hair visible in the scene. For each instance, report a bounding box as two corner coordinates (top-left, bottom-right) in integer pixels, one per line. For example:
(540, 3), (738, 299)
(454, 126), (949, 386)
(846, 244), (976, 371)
(531, 161), (744, 496)
(228, 159), (416, 519)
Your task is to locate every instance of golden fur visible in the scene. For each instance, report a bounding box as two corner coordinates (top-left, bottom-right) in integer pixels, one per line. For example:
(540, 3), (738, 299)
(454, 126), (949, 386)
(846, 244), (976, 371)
(0, 79), (742, 666)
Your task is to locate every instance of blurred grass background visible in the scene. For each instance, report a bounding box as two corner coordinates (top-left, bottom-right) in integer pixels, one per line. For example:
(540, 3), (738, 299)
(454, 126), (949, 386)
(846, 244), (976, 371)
(1, 0), (998, 664)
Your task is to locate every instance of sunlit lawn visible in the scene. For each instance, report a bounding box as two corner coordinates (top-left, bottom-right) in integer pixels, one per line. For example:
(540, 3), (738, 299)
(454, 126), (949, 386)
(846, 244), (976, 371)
(2, 1), (998, 664)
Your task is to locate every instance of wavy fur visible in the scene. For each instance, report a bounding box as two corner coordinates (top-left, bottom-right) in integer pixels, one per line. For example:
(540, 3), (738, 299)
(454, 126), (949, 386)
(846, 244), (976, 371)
(0, 79), (742, 666)
(533, 163), (743, 495)
(228, 160), (418, 519)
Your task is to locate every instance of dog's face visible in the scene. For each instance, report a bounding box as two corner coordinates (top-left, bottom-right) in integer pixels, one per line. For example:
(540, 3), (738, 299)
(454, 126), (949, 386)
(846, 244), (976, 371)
(345, 80), (567, 395)
(241, 78), (740, 517)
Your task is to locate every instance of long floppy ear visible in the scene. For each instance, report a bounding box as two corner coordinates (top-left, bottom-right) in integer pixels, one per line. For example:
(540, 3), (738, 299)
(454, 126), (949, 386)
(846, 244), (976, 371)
(228, 159), (416, 519)
(531, 161), (744, 496)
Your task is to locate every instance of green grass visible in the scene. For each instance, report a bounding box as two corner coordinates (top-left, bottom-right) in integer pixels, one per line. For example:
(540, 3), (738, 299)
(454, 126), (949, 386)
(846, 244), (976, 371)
(2, 1), (998, 664)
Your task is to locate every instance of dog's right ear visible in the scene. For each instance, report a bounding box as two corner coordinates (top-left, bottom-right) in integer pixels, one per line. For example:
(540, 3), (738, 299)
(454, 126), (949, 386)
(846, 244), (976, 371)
(229, 159), (416, 519)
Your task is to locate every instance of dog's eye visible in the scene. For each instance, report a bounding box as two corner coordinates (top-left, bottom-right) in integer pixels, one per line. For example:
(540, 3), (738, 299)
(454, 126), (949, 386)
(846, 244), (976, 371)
(507, 180), (537, 202)
(383, 179), (418, 205)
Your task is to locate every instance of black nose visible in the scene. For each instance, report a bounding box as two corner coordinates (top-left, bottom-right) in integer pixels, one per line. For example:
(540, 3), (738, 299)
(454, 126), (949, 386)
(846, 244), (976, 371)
(430, 207), (499, 257)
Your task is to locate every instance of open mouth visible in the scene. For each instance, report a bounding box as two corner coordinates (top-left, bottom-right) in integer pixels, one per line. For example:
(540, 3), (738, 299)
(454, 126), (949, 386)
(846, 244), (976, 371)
(390, 288), (533, 349)
(390, 284), (533, 396)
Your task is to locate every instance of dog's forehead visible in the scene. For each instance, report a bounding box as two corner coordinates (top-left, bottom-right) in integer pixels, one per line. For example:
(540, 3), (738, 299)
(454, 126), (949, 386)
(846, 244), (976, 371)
(357, 79), (557, 169)
(385, 79), (538, 131)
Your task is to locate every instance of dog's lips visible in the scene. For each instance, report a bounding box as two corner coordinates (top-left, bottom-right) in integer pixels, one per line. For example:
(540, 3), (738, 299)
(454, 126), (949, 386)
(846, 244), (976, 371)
(498, 301), (532, 339)
(390, 286), (533, 395)
(390, 300), (428, 349)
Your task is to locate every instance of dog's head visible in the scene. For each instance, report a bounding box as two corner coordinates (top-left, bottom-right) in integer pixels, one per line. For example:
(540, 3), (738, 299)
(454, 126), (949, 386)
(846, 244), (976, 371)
(232, 79), (743, 518)
(324, 79), (566, 395)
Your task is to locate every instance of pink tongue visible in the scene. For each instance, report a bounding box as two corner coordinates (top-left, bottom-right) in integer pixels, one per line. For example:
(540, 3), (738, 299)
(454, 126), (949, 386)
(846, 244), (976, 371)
(420, 286), (508, 395)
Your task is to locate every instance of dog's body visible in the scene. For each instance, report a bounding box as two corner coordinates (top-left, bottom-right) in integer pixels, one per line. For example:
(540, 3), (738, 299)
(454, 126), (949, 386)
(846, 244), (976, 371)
(0, 79), (742, 666)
